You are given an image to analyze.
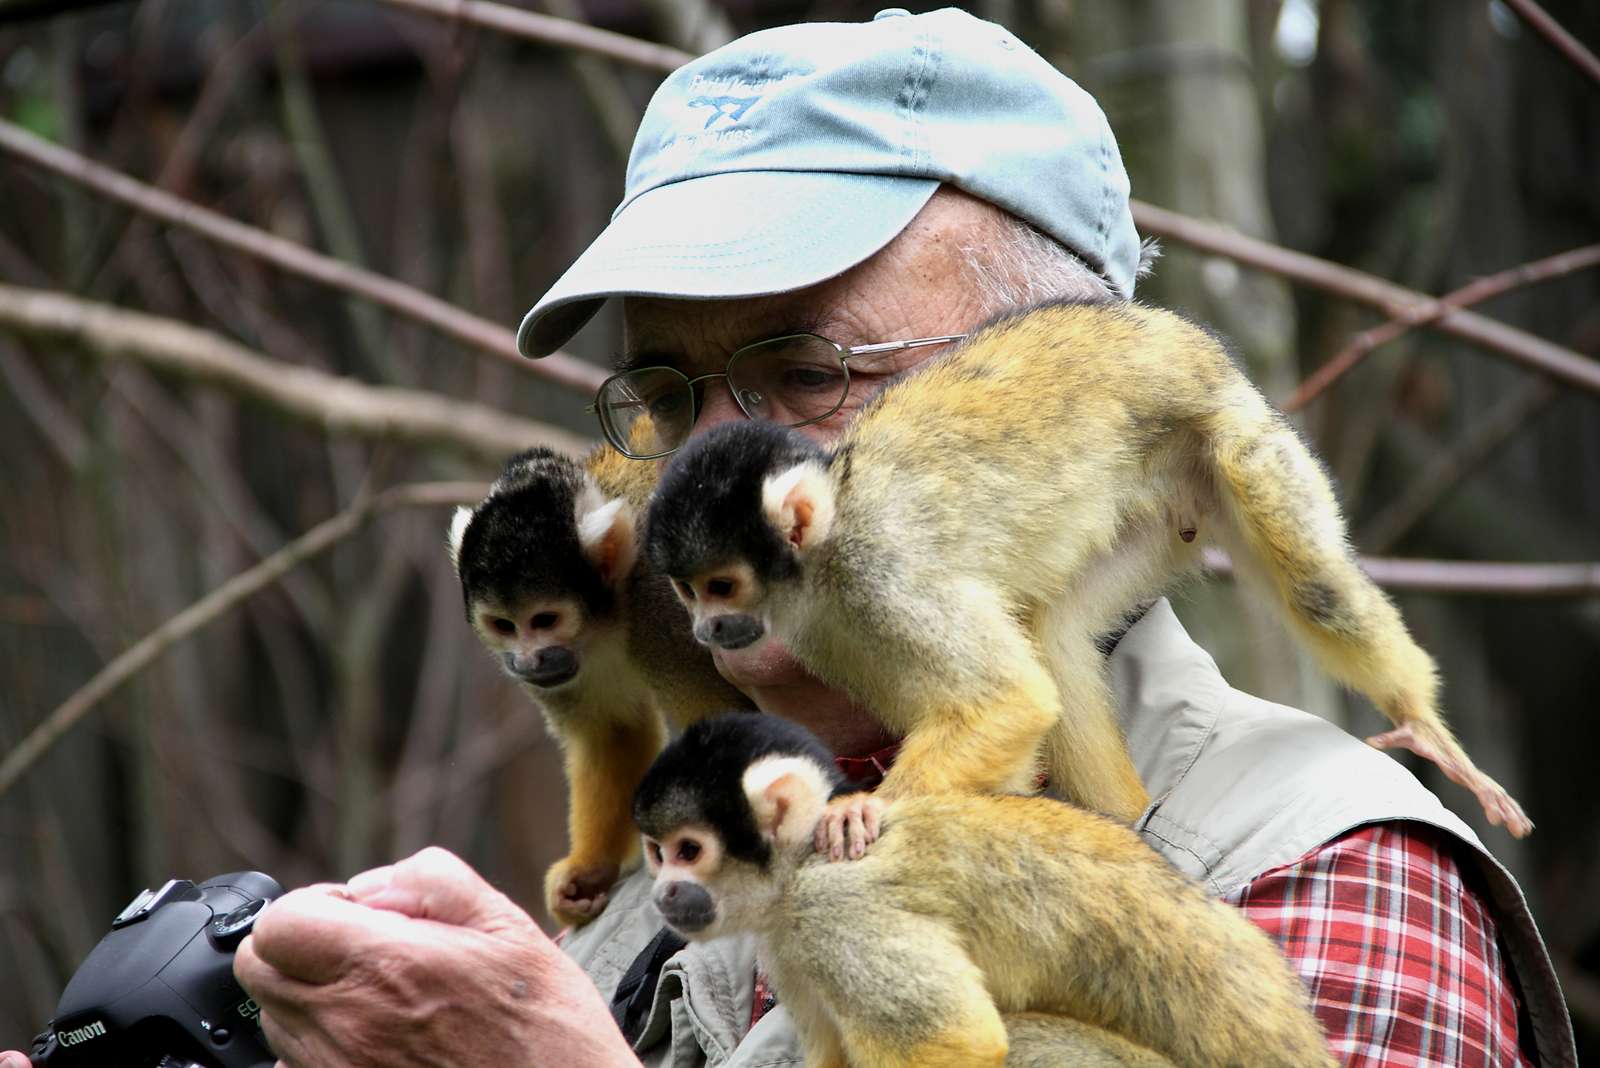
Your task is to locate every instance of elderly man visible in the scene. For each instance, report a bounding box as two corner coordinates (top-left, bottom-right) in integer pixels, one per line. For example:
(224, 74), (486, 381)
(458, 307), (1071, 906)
(4, 10), (1569, 1068)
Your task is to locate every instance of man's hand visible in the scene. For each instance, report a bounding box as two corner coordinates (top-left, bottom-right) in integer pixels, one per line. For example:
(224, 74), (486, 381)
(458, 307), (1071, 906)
(233, 846), (638, 1068)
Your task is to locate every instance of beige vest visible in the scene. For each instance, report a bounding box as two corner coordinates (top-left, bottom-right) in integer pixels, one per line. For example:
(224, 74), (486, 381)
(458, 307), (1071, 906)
(562, 599), (1576, 1067)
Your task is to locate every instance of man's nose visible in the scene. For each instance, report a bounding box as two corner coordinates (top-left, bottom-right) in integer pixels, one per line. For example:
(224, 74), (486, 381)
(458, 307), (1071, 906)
(691, 381), (748, 437)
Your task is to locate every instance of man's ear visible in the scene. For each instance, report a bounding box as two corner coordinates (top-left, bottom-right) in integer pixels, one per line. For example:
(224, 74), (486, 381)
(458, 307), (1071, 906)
(761, 462), (834, 554)
(576, 491), (638, 587)
(446, 505), (475, 572)
(742, 755), (831, 850)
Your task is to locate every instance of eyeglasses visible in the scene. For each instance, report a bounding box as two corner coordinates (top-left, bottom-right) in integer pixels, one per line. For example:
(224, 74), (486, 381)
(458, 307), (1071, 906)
(587, 333), (968, 459)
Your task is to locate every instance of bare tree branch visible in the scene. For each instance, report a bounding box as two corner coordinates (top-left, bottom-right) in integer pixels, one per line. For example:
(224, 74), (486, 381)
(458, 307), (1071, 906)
(1359, 379), (1562, 553)
(270, 1), (396, 381)
(0, 481), (486, 800)
(535, 0), (644, 162)
(0, 338), (91, 469)
(1130, 200), (1600, 400)
(0, 119), (605, 394)
(0, 284), (592, 462)
(1287, 243), (1600, 411)
(1202, 547), (1600, 596)
(1502, 0), (1600, 88)
(371, 0), (691, 73)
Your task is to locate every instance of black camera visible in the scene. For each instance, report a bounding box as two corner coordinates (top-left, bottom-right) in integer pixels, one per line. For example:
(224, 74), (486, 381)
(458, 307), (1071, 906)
(28, 872), (283, 1068)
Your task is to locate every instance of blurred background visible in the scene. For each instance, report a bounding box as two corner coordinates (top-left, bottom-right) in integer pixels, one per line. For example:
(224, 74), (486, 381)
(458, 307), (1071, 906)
(0, 0), (1596, 1055)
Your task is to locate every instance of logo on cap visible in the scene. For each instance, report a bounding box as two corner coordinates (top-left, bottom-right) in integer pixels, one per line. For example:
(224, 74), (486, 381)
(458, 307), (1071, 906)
(687, 95), (760, 129)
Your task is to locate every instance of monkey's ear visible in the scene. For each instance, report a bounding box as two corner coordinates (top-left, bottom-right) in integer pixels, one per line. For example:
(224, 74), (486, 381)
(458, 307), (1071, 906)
(761, 462), (835, 554)
(446, 505), (475, 572)
(742, 755), (832, 850)
(577, 495), (638, 587)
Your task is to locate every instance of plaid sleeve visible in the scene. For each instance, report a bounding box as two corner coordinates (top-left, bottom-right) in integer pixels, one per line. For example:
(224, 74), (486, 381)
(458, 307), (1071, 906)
(1225, 822), (1532, 1067)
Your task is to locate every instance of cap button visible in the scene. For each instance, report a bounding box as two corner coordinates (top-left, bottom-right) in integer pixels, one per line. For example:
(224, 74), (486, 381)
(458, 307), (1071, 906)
(873, 8), (912, 20)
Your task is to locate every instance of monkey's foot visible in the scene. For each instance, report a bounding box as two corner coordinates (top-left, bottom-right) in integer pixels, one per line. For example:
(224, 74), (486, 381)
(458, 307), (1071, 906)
(545, 858), (621, 928)
(1366, 725), (1534, 838)
(814, 792), (886, 862)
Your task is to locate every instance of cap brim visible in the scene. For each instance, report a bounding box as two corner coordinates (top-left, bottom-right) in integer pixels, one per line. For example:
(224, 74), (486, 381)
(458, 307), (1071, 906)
(517, 171), (939, 358)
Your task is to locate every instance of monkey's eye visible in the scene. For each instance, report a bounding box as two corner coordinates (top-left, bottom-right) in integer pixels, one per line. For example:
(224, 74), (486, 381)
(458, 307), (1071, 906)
(490, 618), (515, 635)
(646, 840), (663, 865)
(706, 577), (738, 599)
(675, 580), (697, 602)
(676, 839), (702, 863)
(530, 611), (558, 630)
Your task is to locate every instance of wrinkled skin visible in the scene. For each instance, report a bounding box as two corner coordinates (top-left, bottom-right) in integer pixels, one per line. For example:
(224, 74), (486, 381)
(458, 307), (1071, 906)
(0, 189), (1002, 1068)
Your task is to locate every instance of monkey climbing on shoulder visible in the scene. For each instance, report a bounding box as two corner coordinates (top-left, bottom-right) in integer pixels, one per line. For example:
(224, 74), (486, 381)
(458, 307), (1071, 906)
(644, 299), (1531, 840)
(449, 437), (750, 927)
(634, 713), (1334, 1068)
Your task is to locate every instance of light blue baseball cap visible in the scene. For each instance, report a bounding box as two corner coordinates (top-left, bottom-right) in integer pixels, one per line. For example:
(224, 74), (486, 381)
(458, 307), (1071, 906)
(518, 6), (1140, 359)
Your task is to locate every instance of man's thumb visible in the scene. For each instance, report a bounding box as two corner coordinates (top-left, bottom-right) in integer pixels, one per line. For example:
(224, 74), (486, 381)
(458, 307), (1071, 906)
(345, 847), (528, 932)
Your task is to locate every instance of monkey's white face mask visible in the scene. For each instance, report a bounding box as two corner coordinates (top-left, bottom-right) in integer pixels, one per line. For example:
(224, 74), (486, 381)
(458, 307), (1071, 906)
(642, 754), (835, 940)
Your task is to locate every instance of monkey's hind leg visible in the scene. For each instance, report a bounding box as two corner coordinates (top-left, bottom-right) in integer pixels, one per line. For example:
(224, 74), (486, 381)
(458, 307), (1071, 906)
(839, 988), (1008, 1068)
(544, 705), (668, 926)
(1035, 607), (1149, 823)
(1367, 720), (1531, 836)
(1209, 416), (1532, 836)
(1002, 1015), (1174, 1068)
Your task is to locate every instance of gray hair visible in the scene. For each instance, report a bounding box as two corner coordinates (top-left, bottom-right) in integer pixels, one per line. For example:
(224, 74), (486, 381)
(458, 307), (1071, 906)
(959, 212), (1159, 316)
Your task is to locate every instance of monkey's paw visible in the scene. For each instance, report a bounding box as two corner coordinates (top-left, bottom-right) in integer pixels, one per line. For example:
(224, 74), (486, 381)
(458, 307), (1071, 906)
(1367, 724), (1534, 838)
(544, 857), (621, 928)
(813, 792), (886, 862)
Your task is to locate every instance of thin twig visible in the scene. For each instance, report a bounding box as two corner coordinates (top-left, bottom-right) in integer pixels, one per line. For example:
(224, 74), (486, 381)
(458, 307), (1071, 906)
(371, 0), (691, 73)
(535, 0), (643, 162)
(270, 1), (396, 381)
(0, 284), (592, 462)
(0, 482), (486, 799)
(1202, 547), (1600, 596)
(0, 338), (91, 468)
(0, 119), (605, 393)
(1130, 200), (1600, 400)
(1287, 243), (1600, 411)
(86, 18), (265, 298)
(1359, 380), (1562, 553)
(1501, 0), (1600, 88)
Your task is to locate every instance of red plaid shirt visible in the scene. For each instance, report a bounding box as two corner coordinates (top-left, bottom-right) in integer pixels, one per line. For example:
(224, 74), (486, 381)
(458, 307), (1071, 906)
(751, 776), (1532, 1066)
(1229, 822), (1531, 1066)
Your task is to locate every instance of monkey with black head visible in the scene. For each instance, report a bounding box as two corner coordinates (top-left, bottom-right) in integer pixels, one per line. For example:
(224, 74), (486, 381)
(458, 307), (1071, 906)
(450, 437), (750, 927)
(644, 300), (1530, 842)
(634, 712), (1334, 1068)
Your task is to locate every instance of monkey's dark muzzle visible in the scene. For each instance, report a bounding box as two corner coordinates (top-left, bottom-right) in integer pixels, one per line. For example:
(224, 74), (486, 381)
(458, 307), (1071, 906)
(507, 646), (580, 687)
(696, 613), (765, 651)
(653, 880), (716, 934)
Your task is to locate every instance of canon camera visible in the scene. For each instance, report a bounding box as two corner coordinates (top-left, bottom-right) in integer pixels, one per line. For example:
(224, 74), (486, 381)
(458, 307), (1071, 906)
(27, 871), (282, 1068)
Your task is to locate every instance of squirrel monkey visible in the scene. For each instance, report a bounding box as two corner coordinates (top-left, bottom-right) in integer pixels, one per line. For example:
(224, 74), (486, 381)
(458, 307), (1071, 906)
(634, 714), (1333, 1068)
(645, 300), (1531, 837)
(449, 438), (750, 926)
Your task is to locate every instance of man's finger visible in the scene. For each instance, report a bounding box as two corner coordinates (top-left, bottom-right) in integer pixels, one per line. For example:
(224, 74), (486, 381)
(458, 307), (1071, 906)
(244, 887), (408, 984)
(347, 847), (531, 934)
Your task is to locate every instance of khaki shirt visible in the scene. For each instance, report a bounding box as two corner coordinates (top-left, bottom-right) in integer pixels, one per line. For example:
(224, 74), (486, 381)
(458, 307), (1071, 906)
(562, 599), (1577, 1067)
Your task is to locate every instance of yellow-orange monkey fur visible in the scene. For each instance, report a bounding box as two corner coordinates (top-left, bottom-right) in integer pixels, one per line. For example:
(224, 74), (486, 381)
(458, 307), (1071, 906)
(646, 300), (1530, 837)
(635, 714), (1332, 1068)
(449, 434), (750, 926)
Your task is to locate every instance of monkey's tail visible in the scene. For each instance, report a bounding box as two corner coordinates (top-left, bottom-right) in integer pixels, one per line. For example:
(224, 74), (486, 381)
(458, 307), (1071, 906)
(1205, 394), (1532, 836)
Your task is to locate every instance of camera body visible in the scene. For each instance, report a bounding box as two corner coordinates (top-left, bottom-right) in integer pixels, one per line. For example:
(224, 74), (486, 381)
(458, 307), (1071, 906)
(29, 872), (283, 1068)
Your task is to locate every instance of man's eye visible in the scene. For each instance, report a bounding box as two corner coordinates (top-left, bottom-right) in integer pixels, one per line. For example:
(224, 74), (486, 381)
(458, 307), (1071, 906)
(777, 365), (843, 393)
(648, 391), (688, 416)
